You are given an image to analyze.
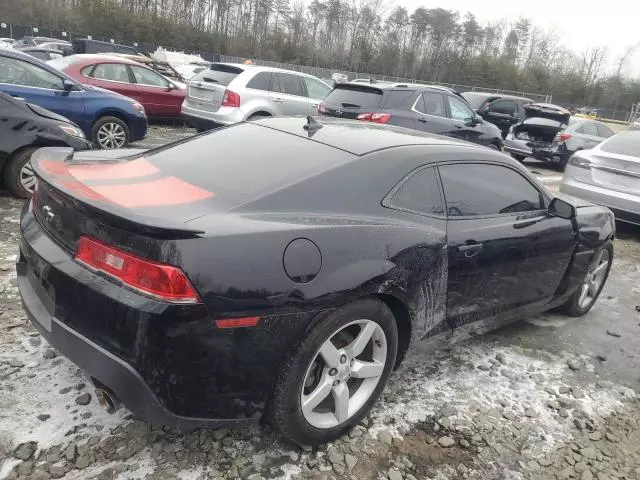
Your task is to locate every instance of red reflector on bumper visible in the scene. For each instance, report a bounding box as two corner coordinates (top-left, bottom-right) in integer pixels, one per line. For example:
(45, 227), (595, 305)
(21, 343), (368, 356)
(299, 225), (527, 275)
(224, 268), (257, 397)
(215, 317), (260, 329)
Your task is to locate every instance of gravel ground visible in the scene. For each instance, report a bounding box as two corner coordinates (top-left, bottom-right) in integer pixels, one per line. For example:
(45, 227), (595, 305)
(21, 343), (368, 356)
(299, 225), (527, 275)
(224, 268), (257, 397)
(0, 125), (639, 480)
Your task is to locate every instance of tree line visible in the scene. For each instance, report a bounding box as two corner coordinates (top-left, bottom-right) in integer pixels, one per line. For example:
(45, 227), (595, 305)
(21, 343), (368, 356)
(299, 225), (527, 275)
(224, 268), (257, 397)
(3, 0), (639, 116)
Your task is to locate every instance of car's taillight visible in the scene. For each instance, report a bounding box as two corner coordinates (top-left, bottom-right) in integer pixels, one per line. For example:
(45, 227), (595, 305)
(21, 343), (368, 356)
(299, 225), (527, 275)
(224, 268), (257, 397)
(75, 236), (200, 303)
(568, 155), (592, 170)
(356, 112), (391, 124)
(222, 89), (240, 108)
(555, 133), (572, 142)
(318, 103), (326, 114)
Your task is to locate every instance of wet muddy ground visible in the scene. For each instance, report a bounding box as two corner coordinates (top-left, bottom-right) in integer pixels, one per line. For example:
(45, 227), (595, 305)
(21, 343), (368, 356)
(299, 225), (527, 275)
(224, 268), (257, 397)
(0, 125), (638, 480)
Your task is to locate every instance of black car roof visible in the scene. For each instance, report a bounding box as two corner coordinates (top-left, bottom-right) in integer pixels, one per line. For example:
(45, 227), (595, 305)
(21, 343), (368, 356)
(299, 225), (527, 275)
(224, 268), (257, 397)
(462, 91), (533, 102)
(253, 116), (469, 156)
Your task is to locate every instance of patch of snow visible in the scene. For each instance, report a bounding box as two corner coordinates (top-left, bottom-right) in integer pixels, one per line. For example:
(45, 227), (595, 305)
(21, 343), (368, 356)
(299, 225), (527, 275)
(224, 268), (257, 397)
(368, 344), (633, 456)
(0, 460), (21, 480)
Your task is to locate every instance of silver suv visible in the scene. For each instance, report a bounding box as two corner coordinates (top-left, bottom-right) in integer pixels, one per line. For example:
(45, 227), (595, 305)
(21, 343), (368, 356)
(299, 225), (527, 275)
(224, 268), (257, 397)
(181, 63), (332, 131)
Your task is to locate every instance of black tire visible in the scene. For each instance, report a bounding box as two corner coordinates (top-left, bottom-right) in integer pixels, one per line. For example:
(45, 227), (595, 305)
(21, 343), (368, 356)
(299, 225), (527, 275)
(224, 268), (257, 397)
(270, 298), (398, 445)
(511, 154), (526, 162)
(247, 113), (271, 121)
(2, 147), (39, 198)
(557, 241), (613, 317)
(91, 116), (130, 149)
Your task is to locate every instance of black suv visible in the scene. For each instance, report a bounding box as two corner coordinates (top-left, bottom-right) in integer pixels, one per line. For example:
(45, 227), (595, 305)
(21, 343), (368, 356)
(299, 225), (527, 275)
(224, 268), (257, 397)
(319, 84), (503, 149)
(462, 92), (534, 138)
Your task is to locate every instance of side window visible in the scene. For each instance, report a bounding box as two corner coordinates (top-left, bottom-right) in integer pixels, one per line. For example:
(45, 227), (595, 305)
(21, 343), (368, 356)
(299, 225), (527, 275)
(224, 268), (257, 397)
(447, 96), (475, 122)
(596, 124), (614, 138)
(130, 66), (169, 87)
(385, 167), (444, 216)
(81, 65), (95, 77)
(438, 164), (543, 217)
(91, 63), (131, 83)
(0, 56), (64, 90)
(415, 92), (447, 118)
(246, 72), (271, 91)
(488, 100), (516, 115)
(271, 73), (304, 97)
(304, 77), (331, 99)
(578, 123), (598, 136)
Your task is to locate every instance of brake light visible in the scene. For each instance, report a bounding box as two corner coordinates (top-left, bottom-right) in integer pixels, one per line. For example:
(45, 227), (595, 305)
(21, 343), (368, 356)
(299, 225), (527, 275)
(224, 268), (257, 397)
(568, 155), (592, 170)
(318, 103), (326, 114)
(356, 112), (391, 124)
(555, 133), (572, 142)
(75, 236), (200, 303)
(222, 89), (240, 107)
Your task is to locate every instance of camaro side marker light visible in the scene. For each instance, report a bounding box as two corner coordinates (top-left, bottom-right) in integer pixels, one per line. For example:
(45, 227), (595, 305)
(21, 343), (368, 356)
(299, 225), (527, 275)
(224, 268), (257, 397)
(215, 317), (261, 329)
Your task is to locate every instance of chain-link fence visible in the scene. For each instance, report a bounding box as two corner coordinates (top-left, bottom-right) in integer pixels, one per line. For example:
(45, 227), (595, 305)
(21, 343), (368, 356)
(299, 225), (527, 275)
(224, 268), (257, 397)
(1, 21), (551, 103)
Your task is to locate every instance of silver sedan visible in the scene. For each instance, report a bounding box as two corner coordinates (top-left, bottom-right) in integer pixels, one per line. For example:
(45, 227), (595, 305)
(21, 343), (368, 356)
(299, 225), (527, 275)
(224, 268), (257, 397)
(560, 130), (640, 225)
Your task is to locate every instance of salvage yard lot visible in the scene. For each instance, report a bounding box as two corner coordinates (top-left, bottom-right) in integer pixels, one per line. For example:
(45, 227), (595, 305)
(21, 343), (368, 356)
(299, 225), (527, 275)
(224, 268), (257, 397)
(0, 125), (639, 480)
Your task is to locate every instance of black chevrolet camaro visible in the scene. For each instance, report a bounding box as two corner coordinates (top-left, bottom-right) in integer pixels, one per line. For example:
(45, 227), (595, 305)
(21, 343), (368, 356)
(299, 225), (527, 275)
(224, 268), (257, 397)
(18, 117), (615, 445)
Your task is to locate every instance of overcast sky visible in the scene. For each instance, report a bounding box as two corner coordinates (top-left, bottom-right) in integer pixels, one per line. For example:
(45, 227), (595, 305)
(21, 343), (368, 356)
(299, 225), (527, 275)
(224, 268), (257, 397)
(393, 0), (640, 77)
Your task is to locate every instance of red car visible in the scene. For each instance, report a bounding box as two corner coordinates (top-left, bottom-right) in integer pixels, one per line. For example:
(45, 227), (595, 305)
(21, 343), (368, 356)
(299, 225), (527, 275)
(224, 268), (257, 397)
(50, 54), (186, 118)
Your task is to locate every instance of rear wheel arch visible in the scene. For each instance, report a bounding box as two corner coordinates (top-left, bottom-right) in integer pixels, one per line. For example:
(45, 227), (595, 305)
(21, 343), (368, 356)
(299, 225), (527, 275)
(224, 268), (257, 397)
(373, 293), (412, 368)
(246, 111), (272, 121)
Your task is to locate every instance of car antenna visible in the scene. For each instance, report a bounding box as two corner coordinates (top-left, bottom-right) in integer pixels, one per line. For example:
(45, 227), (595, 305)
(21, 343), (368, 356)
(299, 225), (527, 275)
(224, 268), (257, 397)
(303, 116), (323, 133)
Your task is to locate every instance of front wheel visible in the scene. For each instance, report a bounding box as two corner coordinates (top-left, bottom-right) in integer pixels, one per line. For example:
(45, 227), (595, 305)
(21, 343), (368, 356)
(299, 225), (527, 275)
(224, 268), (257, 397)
(92, 116), (130, 149)
(270, 299), (398, 445)
(2, 147), (38, 198)
(558, 242), (613, 316)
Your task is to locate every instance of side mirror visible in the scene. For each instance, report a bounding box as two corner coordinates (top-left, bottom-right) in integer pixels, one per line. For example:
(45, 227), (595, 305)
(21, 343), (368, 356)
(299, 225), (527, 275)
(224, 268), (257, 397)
(166, 83), (175, 91)
(548, 197), (575, 220)
(467, 115), (481, 126)
(62, 79), (75, 92)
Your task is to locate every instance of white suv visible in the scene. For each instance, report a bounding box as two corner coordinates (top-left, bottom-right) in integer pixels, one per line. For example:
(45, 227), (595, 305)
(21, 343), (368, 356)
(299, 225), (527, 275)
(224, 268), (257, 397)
(181, 63), (332, 131)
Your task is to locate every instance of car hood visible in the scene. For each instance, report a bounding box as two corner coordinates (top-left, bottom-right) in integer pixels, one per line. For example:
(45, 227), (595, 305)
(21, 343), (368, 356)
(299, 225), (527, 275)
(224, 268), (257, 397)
(27, 102), (75, 124)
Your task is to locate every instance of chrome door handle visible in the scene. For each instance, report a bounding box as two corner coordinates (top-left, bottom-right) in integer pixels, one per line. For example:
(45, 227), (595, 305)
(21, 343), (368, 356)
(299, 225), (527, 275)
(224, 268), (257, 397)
(458, 243), (483, 257)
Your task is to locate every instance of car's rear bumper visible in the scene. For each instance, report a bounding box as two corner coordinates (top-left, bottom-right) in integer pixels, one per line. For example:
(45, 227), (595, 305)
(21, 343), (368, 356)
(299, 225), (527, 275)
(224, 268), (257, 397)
(503, 136), (564, 161)
(18, 269), (252, 429)
(181, 102), (241, 128)
(560, 176), (640, 226)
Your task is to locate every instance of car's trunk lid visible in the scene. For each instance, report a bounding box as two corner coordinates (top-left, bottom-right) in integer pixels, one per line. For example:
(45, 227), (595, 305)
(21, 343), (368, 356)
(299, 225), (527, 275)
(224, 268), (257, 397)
(513, 104), (571, 144)
(589, 151), (640, 194)
(186, 64), (243, 112)
(321, 84), (384, 119)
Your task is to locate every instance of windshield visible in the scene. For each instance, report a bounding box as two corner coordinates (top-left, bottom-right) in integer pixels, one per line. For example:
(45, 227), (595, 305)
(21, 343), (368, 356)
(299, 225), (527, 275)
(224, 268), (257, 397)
(48, 55), (85, 70)
(192, 64), (244, 86)
(600, 131), (640, 157)
(323, 85), (383, 109)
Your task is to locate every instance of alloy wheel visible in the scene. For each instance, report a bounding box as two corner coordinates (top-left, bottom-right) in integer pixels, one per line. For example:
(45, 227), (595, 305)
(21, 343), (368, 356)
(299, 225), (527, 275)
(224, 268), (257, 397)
(578, 248), (610, 309)
(300, 319), (387, 429)
(97, 122), (126, 149)
(20, 160), (36, 193)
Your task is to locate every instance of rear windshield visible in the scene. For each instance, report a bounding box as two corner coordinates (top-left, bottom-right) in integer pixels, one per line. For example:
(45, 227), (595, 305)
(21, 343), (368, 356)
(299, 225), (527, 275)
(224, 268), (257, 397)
(192, 64), (244, 86)
(324, 86), (383, 109)
(600, 131), (640, 157)
(145, 123), (352, 206)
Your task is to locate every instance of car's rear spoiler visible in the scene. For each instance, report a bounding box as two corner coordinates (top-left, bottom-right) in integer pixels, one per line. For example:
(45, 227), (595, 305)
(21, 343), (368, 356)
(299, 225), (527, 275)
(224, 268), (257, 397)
(334, 83), (384, 95)
(31, 147), (205, 237)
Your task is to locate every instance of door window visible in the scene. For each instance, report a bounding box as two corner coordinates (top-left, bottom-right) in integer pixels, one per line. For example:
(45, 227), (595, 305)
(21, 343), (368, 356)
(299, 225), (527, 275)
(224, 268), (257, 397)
(488, 100), (516, 115)
(447, 96), (475, 122)
(577, 123), (598, 136)
(596, 123), (614, 138)
(90, 63), (131, 83)
(415, 92), (447, 118)
(271, 73), (304, 97)
(246, 72), (272, 91)
(439, 164), (543, 217)
(0, 56), (64, 90)
(381, 90), (415, 109)
(385, 167), (444, 216)
(131, 66), (169, 87)
(304, 77), (331, 99)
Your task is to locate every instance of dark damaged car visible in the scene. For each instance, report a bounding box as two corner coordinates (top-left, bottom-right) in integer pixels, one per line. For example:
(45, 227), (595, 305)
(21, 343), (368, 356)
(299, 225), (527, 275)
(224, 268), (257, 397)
(18, 117), (615, 445)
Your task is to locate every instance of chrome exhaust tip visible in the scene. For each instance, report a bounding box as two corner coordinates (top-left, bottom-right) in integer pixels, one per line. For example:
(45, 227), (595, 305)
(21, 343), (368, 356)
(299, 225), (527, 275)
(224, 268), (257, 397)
(95, 387), (122, 414)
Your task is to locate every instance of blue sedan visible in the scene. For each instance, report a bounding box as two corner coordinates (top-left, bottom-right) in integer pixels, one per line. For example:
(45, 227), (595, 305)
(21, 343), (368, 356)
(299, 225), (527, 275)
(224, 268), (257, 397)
(0, 48), (147, 148)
